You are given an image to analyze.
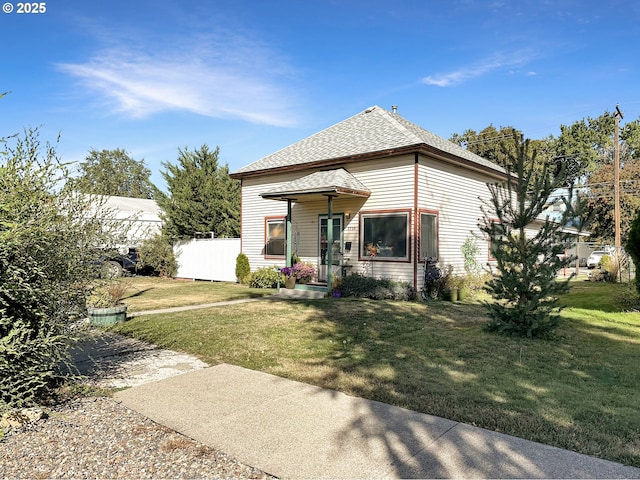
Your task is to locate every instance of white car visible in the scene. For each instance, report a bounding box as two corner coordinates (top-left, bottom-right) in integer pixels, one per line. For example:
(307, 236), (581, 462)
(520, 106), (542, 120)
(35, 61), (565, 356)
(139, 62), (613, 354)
(586, 250), (611, 269)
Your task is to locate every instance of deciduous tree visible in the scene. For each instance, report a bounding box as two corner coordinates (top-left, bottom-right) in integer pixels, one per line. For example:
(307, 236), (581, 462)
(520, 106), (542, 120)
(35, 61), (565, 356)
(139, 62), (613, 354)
(70, 148), (156, 199)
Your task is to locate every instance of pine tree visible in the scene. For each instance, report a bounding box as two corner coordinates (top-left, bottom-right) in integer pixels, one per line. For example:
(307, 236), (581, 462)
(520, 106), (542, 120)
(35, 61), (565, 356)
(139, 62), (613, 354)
(155, 145), (240, 240)
(479, 134), (585, 337)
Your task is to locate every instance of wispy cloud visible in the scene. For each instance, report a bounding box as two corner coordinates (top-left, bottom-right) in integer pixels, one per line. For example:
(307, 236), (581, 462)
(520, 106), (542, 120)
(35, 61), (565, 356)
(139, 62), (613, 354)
(57, 32), (300, 127)
(422, 50), (536, 87)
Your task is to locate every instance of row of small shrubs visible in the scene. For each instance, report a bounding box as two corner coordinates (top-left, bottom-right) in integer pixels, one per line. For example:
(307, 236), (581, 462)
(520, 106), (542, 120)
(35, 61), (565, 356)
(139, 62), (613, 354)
(338, 274), (416, 301)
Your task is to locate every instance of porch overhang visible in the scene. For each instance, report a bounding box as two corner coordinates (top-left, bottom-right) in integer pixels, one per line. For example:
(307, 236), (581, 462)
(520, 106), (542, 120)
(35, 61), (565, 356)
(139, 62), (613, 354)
(260, 168), (371, 202)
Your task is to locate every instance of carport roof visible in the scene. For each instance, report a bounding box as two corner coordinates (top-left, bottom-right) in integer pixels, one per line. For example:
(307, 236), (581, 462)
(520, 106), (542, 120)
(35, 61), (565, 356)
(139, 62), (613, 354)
(260, 168), (370, 201)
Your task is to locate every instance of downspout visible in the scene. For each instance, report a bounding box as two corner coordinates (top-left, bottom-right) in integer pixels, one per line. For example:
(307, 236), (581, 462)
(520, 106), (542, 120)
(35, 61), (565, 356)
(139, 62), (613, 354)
(326, 195), (334, 292)
(286, 199), (293, 267)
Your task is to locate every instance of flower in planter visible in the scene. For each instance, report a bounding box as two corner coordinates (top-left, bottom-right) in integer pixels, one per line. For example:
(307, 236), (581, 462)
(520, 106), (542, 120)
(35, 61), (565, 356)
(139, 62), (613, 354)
(292, 262), (315, 283)
(280, 266), (295, 278)
(87, 280), (130, 308)
(281, 263), (315, 283)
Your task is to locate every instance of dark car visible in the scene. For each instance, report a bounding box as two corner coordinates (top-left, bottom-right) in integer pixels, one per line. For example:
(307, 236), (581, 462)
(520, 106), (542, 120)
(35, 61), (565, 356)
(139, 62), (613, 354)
(100, 248), (141, 277)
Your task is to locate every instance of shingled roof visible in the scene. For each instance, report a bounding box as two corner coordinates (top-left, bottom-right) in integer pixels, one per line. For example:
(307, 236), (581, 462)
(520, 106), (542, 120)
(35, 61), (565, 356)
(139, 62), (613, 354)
(231, 105), (505, 178)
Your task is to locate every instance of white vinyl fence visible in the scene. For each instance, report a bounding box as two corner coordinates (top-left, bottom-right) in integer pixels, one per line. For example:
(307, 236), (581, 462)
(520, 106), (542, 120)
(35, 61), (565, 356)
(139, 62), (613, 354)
(174, 238), (241, 282)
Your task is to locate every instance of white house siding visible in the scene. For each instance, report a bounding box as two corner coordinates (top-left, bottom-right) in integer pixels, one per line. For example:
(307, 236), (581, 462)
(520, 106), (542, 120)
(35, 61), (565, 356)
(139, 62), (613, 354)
(240, 173), (291, 271)
(418, 159), (496, 276)
(240, 156), (417, 281)
(343, 155), (415, 281)
(239, 154), (503, 288)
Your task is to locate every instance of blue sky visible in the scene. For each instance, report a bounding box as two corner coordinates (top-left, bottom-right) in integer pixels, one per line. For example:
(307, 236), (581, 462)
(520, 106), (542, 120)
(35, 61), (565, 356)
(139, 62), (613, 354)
(2, 0), (639, 191)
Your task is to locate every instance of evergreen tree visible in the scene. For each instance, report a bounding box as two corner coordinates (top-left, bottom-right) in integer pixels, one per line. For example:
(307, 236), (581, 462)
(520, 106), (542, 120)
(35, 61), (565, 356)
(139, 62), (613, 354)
(155, 145), (240, 240)
(70, 148), (156, 199)
(479, 134), (584, 337)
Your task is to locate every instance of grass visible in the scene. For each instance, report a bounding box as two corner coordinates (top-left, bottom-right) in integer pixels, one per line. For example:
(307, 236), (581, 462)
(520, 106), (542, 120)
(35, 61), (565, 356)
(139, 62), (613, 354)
(113, 278), (640, 467)
(119, 277), (276, 312)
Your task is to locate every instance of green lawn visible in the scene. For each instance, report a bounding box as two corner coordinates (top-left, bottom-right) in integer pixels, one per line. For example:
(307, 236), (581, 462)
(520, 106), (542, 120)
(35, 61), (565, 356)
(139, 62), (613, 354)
(113, 278), (640, 467)
(120, 277), (276, 312)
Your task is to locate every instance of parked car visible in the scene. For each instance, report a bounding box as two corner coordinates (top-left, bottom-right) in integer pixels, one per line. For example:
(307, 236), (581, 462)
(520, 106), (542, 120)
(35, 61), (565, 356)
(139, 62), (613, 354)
(586, 249), (611, 269)
(98, 248), (141, 277)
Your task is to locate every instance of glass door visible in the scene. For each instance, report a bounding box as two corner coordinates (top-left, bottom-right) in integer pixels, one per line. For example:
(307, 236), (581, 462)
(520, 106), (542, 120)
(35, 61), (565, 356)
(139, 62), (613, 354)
(318, 215), (343, 282)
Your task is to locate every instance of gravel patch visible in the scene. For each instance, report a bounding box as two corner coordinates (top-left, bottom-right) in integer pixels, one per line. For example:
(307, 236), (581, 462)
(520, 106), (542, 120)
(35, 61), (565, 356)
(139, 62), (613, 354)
(0, 396), (275, 479)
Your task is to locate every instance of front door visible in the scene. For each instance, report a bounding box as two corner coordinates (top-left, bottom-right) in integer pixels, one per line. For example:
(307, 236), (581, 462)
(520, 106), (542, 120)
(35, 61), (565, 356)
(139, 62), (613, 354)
(318, 215), (343, 282)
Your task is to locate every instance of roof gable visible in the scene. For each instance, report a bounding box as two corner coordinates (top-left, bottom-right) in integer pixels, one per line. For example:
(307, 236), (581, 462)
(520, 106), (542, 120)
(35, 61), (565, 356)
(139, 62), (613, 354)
(232, 106), (505, 177)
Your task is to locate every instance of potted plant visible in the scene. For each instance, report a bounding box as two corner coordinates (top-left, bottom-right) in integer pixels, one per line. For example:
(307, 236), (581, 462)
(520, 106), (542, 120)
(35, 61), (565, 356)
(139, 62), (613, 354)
(292, 262), (315, 284)
(86, 280), (130, 326)
(280, 266), (297, 289)
(448, 275), (466, 302)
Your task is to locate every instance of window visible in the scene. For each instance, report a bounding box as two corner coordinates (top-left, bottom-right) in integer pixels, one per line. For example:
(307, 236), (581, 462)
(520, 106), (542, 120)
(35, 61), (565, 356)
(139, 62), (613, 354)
(265, 217), (285, 257)
(420, 211), (438, 260)
(360, 211), (409, 260)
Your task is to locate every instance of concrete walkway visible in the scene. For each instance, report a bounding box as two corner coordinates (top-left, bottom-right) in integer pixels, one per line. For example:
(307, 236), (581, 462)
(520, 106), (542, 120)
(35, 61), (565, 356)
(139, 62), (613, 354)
(114, 363), (640, 479)
(69, 330), (209, 388)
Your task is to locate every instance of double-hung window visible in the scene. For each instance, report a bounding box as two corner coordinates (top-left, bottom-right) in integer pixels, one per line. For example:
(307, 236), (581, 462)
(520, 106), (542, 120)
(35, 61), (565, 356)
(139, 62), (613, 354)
(265, 217), (286, 257)
(419, 211), (438, 261)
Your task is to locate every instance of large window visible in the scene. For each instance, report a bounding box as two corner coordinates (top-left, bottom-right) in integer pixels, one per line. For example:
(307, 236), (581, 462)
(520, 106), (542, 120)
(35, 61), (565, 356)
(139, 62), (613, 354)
(420, 211), (438, 260)
(360, 211), (409, 261)
(265, 217), (286, 257)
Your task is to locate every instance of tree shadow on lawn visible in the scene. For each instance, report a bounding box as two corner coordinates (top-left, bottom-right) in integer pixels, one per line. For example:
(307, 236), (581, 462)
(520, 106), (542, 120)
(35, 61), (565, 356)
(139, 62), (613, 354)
(123, 287), (155, 299)
(289, 298), (640, 474)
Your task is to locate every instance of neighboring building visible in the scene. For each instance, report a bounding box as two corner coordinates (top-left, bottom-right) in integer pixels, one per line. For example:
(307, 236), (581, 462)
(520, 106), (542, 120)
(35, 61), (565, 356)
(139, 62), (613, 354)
(96, 195), (162, 251)
(230, 105), (512, 292)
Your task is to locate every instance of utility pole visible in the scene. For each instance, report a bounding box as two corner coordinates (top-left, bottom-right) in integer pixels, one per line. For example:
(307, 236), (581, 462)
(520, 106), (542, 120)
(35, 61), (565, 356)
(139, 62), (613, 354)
(614, 104), (624, 256)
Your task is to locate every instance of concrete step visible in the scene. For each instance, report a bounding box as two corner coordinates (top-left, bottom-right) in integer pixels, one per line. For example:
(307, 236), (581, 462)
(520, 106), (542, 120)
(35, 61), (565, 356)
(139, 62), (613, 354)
(277, 286), (326, 299)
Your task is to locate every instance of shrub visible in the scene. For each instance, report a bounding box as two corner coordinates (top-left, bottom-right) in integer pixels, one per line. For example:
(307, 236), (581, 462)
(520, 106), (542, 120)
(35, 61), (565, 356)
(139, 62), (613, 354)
(0, 128), (126, 412)
(617, 283), (640, 311)
(626, 209), (640, 293)
(339, 274), (416, 301)
(87, 280), (129, 308)
(249, 266), (280, 289)
(235, 253), (250, 284)
(461, 236), (482, 276)
(599, 254), (620, 283)
(138, 233), (177, 278)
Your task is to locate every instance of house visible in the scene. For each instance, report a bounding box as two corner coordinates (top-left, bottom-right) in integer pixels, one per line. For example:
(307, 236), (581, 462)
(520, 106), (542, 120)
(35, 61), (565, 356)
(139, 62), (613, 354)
(230, 105), (510, 292)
